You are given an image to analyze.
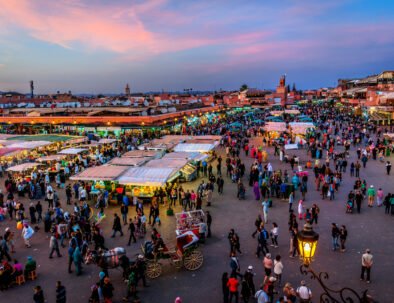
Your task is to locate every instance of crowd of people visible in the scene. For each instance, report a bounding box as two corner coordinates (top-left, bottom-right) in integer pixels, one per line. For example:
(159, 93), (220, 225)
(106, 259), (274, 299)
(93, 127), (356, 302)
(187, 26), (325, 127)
(0, 103), (393, 302)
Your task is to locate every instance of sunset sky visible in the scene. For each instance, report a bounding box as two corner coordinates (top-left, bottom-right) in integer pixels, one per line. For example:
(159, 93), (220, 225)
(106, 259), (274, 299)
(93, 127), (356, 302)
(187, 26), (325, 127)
(0, 0), (393, 94)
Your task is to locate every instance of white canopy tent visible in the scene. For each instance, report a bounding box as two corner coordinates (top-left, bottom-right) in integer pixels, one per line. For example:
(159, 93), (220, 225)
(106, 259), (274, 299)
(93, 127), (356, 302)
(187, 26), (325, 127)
(162, 152), (208, 161)
(6, 162), (43, 172)
(98, 138), (117, 144)
(36, 154), (67, 162)
(289, 122), (315, 134)
(122, 150), (160, 158)
(71, 165), (128, 181)
(117, 167), (177, 186)
(144, 158), (188, 169)
(58, 148), (88, 155)
(263, 122), (287, 132)
(174, 143), (218, 153)
(6, 141), (52, 149)
(108, 157), (149, 166)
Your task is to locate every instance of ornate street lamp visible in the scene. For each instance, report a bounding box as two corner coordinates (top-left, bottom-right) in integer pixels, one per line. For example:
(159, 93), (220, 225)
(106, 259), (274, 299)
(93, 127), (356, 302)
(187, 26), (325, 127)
(297, 223), (370, 303)
(297, 222), (319, 265)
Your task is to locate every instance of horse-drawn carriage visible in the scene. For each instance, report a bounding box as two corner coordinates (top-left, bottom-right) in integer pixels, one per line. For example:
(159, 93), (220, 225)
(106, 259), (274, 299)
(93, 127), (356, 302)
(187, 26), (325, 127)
(142, 231), (204, 279)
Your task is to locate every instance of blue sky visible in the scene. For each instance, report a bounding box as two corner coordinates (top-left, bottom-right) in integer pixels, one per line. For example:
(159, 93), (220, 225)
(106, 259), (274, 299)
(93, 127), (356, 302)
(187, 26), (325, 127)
(0, 0), (393, 94)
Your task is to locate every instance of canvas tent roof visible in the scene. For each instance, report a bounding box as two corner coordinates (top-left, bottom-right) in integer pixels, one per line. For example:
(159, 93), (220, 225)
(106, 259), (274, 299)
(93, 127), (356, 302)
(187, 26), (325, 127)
(98, 138), (117, 144)
(58, 148), (88, 155)
(122, 150), (160, 158)
(144, 158), (188, 169)
(108, 157), (148, 166)
(0, 147), (26, 157)
(162, 152), (208, 161)
(70, 165), (128, 181)
(6, 162), (43, 172)
(174, 143), (218, 153)
(36, 154), (67, 162)
(6, 141), (51, 149)
(117, 167), (176, 186)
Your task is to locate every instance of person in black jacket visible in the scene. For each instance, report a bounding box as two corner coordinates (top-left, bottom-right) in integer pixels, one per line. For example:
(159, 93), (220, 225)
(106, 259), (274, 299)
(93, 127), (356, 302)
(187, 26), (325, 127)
(111, 214), (123, 238)
(55, 281), (66, 303)
(127, 218), (136, 245)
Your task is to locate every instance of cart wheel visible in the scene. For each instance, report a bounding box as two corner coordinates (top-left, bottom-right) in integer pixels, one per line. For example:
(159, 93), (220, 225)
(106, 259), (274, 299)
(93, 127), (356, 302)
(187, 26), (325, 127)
(146, 261), (162, 279)
(183, 250), (204, 271)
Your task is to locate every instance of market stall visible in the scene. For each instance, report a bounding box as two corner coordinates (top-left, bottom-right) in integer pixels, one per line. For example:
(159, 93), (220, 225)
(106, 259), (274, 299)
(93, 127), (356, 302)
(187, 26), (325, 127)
(58, 148), (89, 155)
(122, 150), (162, 159)
(162, 152), (208, 162)
(173, 143), (218, 153)
(117, 167), (177, 199)
(108, 157), (149, 167)
(6, 162), (43, 172)
(6, 162), (44, 182)
(98, 138), (118, 144)
(36, 154), (67, 162)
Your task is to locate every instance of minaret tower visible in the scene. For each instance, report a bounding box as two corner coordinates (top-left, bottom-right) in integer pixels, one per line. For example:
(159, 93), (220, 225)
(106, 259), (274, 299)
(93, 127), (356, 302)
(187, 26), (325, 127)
(125, 84), (130, 97)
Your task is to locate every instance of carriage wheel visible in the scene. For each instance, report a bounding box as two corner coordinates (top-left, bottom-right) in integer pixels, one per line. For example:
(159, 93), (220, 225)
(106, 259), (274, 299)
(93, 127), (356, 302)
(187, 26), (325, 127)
(146, 261), (162, 279)
(183, 250), (204, 271)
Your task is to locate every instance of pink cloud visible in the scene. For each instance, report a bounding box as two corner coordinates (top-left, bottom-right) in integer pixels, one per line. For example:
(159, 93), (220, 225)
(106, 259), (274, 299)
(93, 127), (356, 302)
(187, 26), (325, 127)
(0, 0), (273, 58)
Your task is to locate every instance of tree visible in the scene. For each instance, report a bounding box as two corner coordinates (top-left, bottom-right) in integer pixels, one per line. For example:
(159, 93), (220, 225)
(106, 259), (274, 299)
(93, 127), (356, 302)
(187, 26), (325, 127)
(240, 84), (248, 92)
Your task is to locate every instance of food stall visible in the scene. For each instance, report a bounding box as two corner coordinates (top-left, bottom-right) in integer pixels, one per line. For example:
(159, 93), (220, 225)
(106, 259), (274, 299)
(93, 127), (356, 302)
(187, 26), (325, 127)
(117, 167), (177, 201)
(108, 157), (149, 167)
(58, 147), (89, 155)
(71, 165), (129, 203)
(122, 150), (163, 159)
(262, 122), (287, 139)
(6, 162), (44, 181)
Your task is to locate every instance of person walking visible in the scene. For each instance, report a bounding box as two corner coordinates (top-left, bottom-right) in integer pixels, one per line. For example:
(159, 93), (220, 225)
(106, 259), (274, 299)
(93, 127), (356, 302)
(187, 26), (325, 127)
(111, 213), (123, 238)
(355, 190), (363, 213)
(227, 274), (239, 303)
(49, 232), (62, 259)
(339, 225), (347, 252)
(243, 266), (256, 295)
(262, 199), (269, 224)
(270, 222), (278, 248)
(229, 252), (242, 278)
(355, 161), (361, 178)
(263, 253), (273, 277)
(297, 200), (304, 220)
(127, 218), (136, 246)
(33, 285), (45, 303)
(254, 285), (269, 303)
(288, 191), (294, 212)
(256, 226), (270, 258)
(386, 161), (392, 175)
(296, 280), (312, 303)
(273, 255), (283, 286)
(376, 188), (384, 207)
(331, 223), (340, 251)
(310, 204), (319, 225)
(55, 281), (66, 303)
(384, 193), (392, 214)
(206, 211), (212, 238)
(361, 249), (373, 283)
(367, 185), (376, 207)
(120, 203), (129, 225)
(222, 272), (230, 303)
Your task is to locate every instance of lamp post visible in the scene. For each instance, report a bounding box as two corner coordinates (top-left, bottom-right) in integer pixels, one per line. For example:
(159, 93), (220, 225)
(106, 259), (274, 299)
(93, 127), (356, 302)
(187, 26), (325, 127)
(297, 223), (370, 303)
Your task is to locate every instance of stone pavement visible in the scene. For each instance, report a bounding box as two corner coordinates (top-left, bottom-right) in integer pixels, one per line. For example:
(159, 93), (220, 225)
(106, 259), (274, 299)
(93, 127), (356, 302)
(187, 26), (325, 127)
(1, 138), (394, 302)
